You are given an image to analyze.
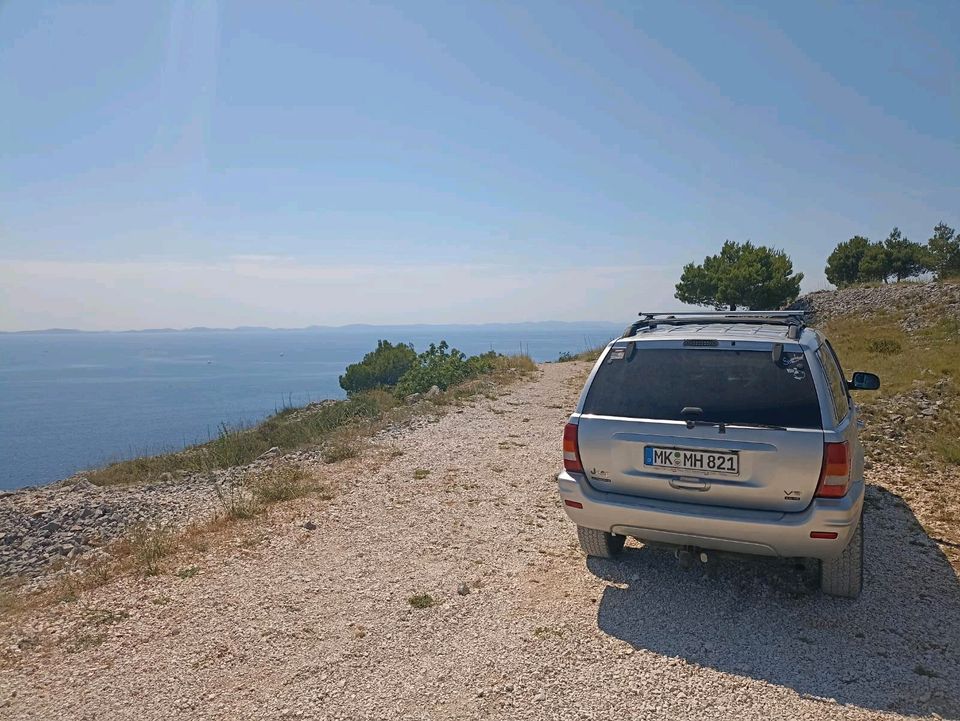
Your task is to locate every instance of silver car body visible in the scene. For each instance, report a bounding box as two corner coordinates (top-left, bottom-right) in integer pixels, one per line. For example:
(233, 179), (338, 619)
(558, 321), (864, 560)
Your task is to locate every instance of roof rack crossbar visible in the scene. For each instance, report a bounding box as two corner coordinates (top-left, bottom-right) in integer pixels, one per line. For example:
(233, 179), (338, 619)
(622, 310), (807, 340)
(637, 311), (807, 318)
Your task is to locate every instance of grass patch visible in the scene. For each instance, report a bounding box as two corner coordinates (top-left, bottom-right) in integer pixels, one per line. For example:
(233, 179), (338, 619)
(251, 465), (312, 503)
(86, 390), (397, 486)
(407, 593), (435, 609)
(823, 313), (960, 397)
(823, 312), (960, 466)
(215, 483), (261, 520)
(866, 338), (902, 355)
(126, 526), (172, 577)
(175, 566), (199, 579)
(533, 625), (565, 639)
(557, 344), (608, 363)
(932, 432), (960, 466)
(413, 469), (430, 480)
(322, 441), (360, 464)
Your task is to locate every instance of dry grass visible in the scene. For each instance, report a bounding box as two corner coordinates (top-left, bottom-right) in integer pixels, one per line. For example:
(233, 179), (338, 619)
(321, 441), (360, 464)
(250, 465), (313, 504)
(822, 313), (960, 397)
(126, 526), (173, 577)
(87, 390), (398, 487)
(823, 313), (960, 466)
(85, 356), (536, 488)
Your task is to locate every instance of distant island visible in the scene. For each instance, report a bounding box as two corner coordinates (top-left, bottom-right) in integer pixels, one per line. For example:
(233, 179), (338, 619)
(0, 320), (626, 335)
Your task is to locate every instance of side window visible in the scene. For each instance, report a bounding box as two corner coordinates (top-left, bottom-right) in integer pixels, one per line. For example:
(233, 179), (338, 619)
(824, 340), (850, 397)
(817, 345), (850, 425)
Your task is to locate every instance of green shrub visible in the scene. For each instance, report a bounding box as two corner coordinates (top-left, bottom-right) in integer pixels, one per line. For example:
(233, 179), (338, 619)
(339, 340), (417, 395)
(394, 341), (491, 397)
(867, 338), (902, 355)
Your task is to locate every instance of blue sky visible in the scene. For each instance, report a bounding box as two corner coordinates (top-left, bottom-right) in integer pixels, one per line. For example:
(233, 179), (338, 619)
(1, 0), (957, 330)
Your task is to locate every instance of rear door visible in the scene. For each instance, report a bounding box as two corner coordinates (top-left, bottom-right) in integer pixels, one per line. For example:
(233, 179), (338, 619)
(818, 340), (863, 481)
(576, 342), (825, 513)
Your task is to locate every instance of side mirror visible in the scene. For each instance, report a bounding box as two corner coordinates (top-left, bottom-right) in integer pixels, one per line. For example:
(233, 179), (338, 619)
(850, 372), (880, 391)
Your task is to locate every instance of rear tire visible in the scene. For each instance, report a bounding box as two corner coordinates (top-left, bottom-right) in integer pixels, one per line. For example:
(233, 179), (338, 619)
(819, 514), (864, 598)
(577, 526), (625, 559)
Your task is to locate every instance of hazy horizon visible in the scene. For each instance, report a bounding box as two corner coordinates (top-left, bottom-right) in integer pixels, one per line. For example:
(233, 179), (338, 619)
(1, 2), (956, 331)
(0, 318), (627, 335)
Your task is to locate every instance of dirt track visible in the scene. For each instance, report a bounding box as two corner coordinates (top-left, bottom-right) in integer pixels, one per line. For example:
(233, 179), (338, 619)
(2, 361), (958, 720)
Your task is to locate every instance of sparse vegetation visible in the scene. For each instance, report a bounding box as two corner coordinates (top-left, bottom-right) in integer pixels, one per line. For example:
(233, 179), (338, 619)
(126, 526), (172, 577)
(88, 390), (397, 486)
(533, 625), (565, 639)
(823, 311), (960, 466)
(866, 338), (902, 355)
(407, 593), (435, 609)
(86, 347), (535, 488)
(215, 482), (261, 520)
(557, 344), (607, 363)
(175, 566), (199, 579)
(413, 469), (430, 480)
(322, 441), (360, 464)
(82, 607), (129, 626)
(250, 465), (312, 503)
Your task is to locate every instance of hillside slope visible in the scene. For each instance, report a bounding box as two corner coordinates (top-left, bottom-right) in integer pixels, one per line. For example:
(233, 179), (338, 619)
(1, 357), (958, 719)
(791, 281), (960, 565)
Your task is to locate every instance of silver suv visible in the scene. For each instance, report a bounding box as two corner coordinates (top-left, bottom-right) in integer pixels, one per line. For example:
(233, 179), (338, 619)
(558, 311), (880, 598)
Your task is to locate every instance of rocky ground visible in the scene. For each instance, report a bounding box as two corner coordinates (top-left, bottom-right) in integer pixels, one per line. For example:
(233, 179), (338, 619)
(0, 361), (957, 721)
(788, 280), (960, 330)
(0, 409), (438, 584)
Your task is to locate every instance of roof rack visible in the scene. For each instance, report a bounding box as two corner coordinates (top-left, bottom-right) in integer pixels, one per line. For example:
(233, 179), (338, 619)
(622, 310), (808, 340)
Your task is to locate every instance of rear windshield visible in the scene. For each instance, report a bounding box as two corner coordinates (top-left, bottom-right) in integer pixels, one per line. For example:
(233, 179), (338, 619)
(582, 347), (822, 429)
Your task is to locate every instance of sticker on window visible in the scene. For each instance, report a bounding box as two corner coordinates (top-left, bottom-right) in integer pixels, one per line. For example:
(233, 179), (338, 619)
(609, 348), (626, 361)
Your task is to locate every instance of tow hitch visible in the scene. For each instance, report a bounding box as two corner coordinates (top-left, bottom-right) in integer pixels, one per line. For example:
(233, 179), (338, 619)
(675, 547), (709, 568)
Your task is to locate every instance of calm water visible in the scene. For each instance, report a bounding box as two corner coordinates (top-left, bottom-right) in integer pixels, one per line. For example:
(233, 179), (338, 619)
(0, 324), (617, 489)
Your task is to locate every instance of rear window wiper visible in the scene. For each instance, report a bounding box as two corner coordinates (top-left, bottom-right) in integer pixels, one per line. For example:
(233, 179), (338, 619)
(724, 421), (787, 431)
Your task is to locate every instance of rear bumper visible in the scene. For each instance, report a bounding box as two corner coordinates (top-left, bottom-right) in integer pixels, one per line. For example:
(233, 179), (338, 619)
(557, 470), (863, 560)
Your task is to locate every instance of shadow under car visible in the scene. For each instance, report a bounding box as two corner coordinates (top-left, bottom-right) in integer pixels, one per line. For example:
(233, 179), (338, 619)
(588, 485), (960, 719)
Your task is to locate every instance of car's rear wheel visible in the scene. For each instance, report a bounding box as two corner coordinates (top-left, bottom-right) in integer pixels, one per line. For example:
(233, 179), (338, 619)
(819, 514), (864, 598)
(577, 526), (625, 559)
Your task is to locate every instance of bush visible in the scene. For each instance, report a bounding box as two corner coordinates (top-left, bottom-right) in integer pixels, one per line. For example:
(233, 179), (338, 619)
(394, 342), (494, 397)
(339, 340), (416, 395)
(867, 338), (902, 355)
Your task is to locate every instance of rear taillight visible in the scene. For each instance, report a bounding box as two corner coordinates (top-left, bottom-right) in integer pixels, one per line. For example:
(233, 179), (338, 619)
(816, 441), (850, 498)
(563, 422), (583, 473)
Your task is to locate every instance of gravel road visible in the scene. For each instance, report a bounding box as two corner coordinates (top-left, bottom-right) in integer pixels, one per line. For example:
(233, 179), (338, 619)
(2, 362), (958, 720)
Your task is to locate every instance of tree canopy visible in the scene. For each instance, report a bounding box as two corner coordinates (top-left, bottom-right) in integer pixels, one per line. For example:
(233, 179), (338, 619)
(823, 223), (950, 286)
(928, 222), (960, 279)
(674, 241), (803, 311)
(825, 236), (870, 288)
(339, 340), (417, 394)
(883, 227), (930, 282)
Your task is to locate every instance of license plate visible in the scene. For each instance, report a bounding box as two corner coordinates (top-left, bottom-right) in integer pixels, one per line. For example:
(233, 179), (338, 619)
(644, 446), (739, 475)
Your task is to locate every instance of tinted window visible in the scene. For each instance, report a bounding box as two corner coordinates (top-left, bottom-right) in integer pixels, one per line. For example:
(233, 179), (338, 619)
(816, 345), (849, 424)
(582, 347), (822, 429)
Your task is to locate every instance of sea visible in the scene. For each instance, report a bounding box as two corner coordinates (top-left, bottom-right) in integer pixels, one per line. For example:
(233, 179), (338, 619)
(0, 323), (619, 490)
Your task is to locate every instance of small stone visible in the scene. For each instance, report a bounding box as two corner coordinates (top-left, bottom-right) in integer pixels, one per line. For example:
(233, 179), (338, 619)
(302, 521), (317, 531)
(457, 582), (470, 596)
